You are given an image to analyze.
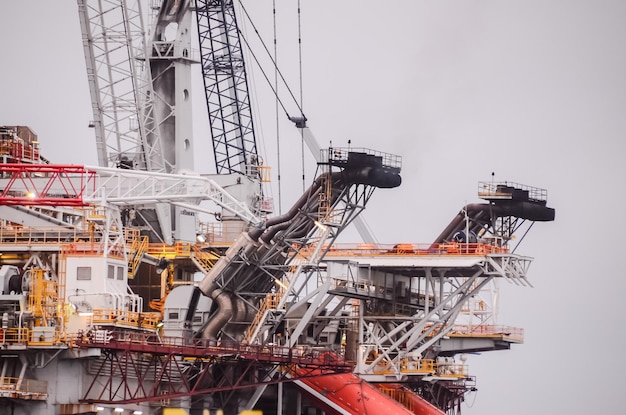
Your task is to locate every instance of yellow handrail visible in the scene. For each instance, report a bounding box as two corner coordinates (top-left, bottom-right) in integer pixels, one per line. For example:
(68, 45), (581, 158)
(0, 376), (48, 399)
(147, 242), (192, 259)
(126, 228), (149, 279)
(245, 293), (283, 343)
(371, 358), (467, 378)
(92, 308), (161, 330)
(192, 244), (219, 274)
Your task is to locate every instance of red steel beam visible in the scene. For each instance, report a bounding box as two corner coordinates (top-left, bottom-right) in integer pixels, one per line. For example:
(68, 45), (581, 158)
(76, 337), (352, 371)
(0, 164), (96, 206)
(75, 335), (353, 405)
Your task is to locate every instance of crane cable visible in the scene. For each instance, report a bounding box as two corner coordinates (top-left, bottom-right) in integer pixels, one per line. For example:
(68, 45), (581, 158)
(237, 0), (307, 212)
(297, 0), (306, 193)
(236, 1), (305, 119)
(272, 0), (282, 214)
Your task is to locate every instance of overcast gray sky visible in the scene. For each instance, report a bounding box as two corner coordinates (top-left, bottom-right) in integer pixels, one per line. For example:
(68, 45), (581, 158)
(1, 1), (625, 414)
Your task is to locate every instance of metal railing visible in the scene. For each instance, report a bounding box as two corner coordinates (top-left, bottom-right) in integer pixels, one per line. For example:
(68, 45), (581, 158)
(478, 181), (547, 202)
(321, 147), (402, 170)
(371, 358), (468, 378)
(0, 327), (76, 347)
(78, 332), (353, 371)
(448, 324), (524, 342)
(192, 244), (219, 274)
(91, 308), (161, 330)
(305, 242), (508, 257)
(244, 292), (284, 343)
(146, 242), (192, 259)
(0, 376), (47, 400)
(125, 228), (149, 278)
(0, 225), (91, 245)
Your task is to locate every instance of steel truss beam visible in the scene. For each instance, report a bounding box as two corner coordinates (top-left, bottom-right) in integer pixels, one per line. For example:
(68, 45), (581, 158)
(78, 338), (351, 405)
(483, 253), (533, 286)
(283, 250), (534, 380)
(0, 164), (261, 225)
(352, 269), (494, 378)
(0, 164), (96, 206)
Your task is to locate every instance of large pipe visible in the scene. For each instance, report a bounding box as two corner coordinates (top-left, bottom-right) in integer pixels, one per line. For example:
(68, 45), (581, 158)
(259, 173), (349, 245)
(202, 288), (233, 341)
(259, 202), (320, 245)
(195, 173), (330, 339)
(224, 295), (254, 341)
(197, 232), (258, 294)
(195, 164), (402, 340)
(433, 203), (491, 243)
(434, 198), (555, 244)
(248, 172), (332, 240)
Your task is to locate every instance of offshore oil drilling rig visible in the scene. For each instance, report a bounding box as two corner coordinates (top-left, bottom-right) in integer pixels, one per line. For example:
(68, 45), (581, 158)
(0, 1), (554, 415)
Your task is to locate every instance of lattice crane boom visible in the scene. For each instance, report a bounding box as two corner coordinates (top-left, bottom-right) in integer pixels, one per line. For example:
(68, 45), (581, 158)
(78, 0), (204, 243)
(195, 0), (260, 176)
(77, 0), (166, 172)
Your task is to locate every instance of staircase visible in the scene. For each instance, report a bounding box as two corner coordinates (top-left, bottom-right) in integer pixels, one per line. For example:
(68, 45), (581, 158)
(244, 292), (284, 344)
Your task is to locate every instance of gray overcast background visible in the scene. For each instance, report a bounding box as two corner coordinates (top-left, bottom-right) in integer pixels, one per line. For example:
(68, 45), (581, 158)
(1, 1), (625, 414)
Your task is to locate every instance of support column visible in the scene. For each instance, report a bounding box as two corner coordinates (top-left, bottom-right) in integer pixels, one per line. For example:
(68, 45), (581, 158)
(277, 381), (283, 415)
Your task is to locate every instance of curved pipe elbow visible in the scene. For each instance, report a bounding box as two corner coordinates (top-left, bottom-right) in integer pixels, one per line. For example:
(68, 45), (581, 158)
(203, 288), (233, 341)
